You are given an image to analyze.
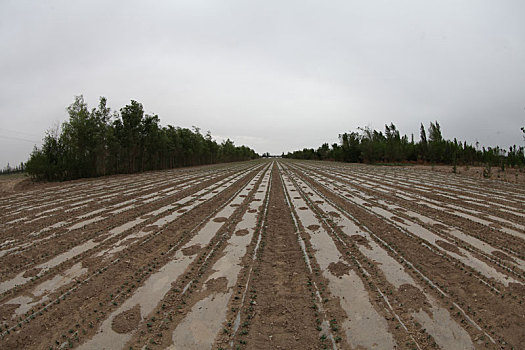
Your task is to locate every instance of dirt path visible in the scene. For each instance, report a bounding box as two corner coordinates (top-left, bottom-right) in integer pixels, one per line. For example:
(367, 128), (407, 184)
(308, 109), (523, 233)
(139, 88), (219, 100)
(230, 163), (320, 349)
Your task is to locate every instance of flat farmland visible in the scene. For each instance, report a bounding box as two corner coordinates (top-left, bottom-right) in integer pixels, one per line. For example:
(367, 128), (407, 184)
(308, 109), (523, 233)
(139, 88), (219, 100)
(0, 159), (524, 350)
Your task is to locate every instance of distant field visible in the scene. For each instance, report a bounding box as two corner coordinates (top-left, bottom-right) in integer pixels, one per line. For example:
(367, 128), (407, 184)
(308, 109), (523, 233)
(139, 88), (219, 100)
(0, 160), (524, 349)
(0, 172), (26, 180)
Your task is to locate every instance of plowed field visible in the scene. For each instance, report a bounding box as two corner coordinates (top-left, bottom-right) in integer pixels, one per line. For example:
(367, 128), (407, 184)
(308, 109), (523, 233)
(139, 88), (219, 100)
(1, 160), (524, 349)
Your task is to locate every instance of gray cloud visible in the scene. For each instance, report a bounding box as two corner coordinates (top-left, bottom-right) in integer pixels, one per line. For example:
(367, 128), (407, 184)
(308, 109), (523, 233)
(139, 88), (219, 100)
(1, 0), (524, 167)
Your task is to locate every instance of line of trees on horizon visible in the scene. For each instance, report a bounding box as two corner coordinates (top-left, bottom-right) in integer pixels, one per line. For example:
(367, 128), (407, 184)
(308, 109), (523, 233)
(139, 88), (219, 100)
(0, 162), (25, 176)
(284, 121), (525, 169)
(25, 96), (259, 181)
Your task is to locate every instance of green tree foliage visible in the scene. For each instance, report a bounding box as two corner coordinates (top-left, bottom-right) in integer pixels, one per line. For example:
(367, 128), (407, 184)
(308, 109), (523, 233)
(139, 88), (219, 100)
(26, 96), (258, 181)
(418, 123), (428, 161)
(340, 133), (361, 162)
(427, 121), (445, 163)
(284, 122), (525, 168)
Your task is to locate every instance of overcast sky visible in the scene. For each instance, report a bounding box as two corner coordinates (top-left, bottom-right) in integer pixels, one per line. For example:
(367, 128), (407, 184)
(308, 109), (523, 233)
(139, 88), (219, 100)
(1, 0), (524, 167)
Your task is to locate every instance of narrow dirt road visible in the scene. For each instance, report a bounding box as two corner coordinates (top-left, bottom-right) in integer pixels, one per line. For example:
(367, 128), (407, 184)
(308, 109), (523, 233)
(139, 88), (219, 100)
(223, 164), (321, 349)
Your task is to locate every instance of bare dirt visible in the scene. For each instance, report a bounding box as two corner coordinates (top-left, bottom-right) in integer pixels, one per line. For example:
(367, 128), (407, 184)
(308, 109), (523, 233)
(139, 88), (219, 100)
(112, 304), (141, 333)
(306, 224), (320, 231)
(217, 165), (321, 349)
(204, 277), (228, 293)
(212, 217), (228, 222)
(181, 244), (201, 256)
(327, 261), (351, 278)
(234, 229), (249, 236)
(436, 239), (464, 255)
(0, 160), (524, 350)
(396, 284), (430, 313)
(412, 164), (525, 184)
(492, 250), (512, 261)
(0, 175), (28, 194)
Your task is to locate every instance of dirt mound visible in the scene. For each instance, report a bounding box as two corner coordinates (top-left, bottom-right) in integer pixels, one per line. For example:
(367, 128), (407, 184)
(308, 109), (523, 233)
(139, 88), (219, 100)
(397, 284), (429, 312)
(351, 234), (370, 247)
(205, 277), (228, 293)
(112, 304), (141, 334)
(432, 223), (449, 231)
(390, 216), (405, 224)
(22, 267), (42, 278)
(436, 240), (463, 255)
(182, 244), (201, 256)
(328, 261), (350, 278)
(0, 176), (31, 194)
(235, 229), (249, 236)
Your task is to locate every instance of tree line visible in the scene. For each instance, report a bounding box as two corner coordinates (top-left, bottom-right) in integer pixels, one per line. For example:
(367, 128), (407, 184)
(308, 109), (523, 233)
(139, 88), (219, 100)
(284, 121), (525, 169)
(26, 96), (258, 181)
(0, 162), (25, 176)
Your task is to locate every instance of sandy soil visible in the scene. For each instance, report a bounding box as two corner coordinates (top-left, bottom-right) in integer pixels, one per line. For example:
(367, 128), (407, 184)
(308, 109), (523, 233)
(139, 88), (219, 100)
(412, 164), (525, 185)
(0, 175), (29, 194)
(0, 159), (523, 350)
